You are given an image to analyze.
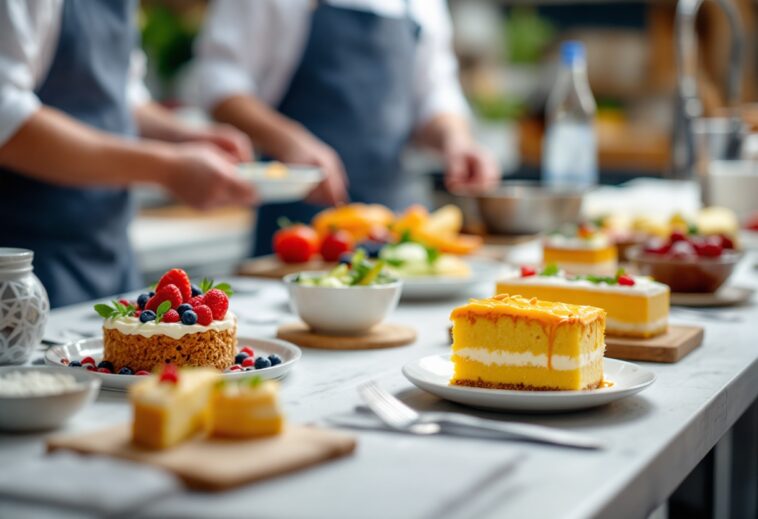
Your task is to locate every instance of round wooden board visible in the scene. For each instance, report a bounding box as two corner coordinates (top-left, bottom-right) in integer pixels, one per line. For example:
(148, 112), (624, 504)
(276, 322), (416, 350)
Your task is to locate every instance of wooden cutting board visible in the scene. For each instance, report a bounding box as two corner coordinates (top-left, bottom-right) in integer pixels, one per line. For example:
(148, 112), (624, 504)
(604, 325), (704, 363)
(48, 425), (356, 492)
(238, 256), (337, 279)
(277, 322), (416, 350)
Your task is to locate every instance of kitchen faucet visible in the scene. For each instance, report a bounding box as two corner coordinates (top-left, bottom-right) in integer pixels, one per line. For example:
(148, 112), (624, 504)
(671, 0), (745, 178)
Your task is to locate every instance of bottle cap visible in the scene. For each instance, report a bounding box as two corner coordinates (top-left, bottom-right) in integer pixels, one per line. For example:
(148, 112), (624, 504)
(560, 41), (586, 65)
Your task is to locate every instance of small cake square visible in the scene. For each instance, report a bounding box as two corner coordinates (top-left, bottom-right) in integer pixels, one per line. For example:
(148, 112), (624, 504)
(450, 294), (606, 391)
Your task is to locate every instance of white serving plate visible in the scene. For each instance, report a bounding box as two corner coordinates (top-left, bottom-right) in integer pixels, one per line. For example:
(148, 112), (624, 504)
(399, 258), (510, 300)
(45, 336), (301, 392)
(402, 354), (655, 413)
(0, 366), (101, 432)
(237, 162), (323, 203)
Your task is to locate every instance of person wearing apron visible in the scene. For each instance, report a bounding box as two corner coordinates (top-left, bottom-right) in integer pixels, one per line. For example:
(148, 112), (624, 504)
(0, 0), (256, 307)
(193, 0), (499, 256)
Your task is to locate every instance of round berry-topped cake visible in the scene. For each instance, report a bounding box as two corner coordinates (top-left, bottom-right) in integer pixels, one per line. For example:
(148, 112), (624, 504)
(95, 269), (237, 372)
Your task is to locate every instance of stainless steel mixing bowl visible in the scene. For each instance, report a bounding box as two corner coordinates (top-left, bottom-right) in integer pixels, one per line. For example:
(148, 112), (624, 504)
(472, 181), (585, 235)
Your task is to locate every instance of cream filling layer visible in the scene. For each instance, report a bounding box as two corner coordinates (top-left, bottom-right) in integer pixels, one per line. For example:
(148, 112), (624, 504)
(104, 312), (236, 339)
(605, 315), (668, 333)
(453, 346), (605, 371)
(549, 260), (618, 275)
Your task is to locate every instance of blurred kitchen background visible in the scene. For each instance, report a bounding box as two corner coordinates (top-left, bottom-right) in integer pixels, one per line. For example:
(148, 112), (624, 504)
(132, 0), (758, 281)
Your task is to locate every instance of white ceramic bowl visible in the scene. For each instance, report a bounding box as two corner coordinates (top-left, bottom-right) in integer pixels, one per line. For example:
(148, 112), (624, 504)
(0, 366), (101, 432)
(283, 273), (402, 335)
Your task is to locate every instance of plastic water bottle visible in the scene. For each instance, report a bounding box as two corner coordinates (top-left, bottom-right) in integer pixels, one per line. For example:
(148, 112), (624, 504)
(542, 41), (598, 189)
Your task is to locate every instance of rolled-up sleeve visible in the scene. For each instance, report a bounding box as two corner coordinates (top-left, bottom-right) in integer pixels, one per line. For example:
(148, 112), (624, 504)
(190, 0), (263, 111)
(412, 0), (470, 128)
(0, 0), (52, 146)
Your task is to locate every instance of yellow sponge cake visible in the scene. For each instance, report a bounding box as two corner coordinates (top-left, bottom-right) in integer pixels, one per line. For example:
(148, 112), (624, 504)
(130, 365), (220, 449)
(543, 225), (617, 276)
(212, 378), (284, 438)
(497, 267), (669, 338)
(450, 294), (606, 391)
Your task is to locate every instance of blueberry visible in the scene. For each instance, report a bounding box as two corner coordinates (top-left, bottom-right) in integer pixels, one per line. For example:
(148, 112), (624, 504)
(234, 352), (249, 364)
(267, 354), (282, 366)
(176, 303), (193, 316)
(191, 284), (202, 297)
(137, 293), (150, 310)
(338, 252), (354, 265)
(356, 240), (383, 258)
(118, 367), (133, 375)
(244, 367), (255, 372)
(148, 291), (155, 298)
(97, 360), (114, 371)
(181, 310), (198, 325)
(254, 356), (272, 369)
(140, 310), (156, 323)
(69, 360), (82, 368)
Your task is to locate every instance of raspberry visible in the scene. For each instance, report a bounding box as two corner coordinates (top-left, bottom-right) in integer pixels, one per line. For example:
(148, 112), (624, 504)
(241, 346), (255, 357)
(228, 364), (242, 372)
(242, 356), (255, 367)
(159, 364), (179, 384)
(97, 367), (112, 374)
(81, 356), (96, 367)
(162, 309), (180, 323)
(202, 289), (229, 320)
(188, 296), (204, 307)
(146, 284), (183, 312)
(617, 274), (636, 286)
(194, 304), (213, 326)
(135, 370), (150, 376)
(118, 299), (133, 308)
(155, 268), (192, 303)
(520, 266), (537, 277)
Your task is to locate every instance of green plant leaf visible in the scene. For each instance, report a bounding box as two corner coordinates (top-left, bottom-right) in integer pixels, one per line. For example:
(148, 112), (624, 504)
(425, 246), (440, 265)
(540, 264), (560, 277)
(214, 282), (234, 297)
(94, 304), (115, 319)
(154, 300), (172, 323)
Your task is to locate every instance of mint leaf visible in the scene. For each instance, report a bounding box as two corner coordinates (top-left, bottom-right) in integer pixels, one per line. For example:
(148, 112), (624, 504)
(199, 278), (234, 297)
(154, 300), (172, 323)
(540, 264), (560, 277)
(94, 304), (115, 319)
(200, 278), (213, 293)
(214, 282), (234, 297)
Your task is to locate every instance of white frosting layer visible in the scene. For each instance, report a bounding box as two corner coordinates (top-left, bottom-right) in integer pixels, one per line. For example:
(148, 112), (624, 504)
(454, 346), (605, 371)
(499, 273), (669, 296)
(544, 234), (610, 249)
(606, 315), (669, 333)
(550, 260), (618, 276)
(104, 312), (237, 339)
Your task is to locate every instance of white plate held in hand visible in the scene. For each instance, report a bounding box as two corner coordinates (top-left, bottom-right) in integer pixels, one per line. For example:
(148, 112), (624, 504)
(402, 355), (655, 413)
(237, 162), (323, 203)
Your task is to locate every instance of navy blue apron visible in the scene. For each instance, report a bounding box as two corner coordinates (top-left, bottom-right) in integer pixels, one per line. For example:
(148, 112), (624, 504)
(0, 0), (141, 308)
(253, 0), (420, 256)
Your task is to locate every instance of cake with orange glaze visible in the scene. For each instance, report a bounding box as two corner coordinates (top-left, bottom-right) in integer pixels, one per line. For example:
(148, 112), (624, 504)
(543, 224), (617, 276)
(450, 294), (606, 391)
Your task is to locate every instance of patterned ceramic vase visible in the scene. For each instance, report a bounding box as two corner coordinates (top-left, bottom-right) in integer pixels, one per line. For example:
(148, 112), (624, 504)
(0, 249), (49, 365)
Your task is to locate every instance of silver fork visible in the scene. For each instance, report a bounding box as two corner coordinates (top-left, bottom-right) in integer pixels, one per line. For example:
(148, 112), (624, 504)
(357, 381), (604, 450)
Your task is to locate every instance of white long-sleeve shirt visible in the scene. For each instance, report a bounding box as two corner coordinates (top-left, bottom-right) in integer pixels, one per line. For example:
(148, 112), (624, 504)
(0, 0), (150, 147)
(191, 0), (469, 129)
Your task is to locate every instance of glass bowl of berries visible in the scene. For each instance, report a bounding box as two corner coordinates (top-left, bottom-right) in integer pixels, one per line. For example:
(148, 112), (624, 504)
(628, 231), (741, 293)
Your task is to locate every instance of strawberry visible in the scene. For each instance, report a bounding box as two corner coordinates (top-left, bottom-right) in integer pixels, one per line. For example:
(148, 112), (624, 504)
(162, 309), (180, 323)
(159, 364), (179, 384)
(520, 266), (537, 277)
(202, 288), (229, 320)
(188, 295), (204, 308)
(155, 268), (192, 303)
(241, 346), (255, 357)
(617, 274), (636, 286)
(146, 284), (183, 312)
(242, 356), (255, 367)
(194, 305), (213, 326)
(81, 356), (96, 367)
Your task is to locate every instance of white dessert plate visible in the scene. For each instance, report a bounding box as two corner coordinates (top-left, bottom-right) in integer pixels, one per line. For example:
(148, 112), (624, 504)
(237, 162), (323, 203)
(402, 354), (655, 413)
(400, 259), (510, 301)
(670, 286), (754, 307)
(45, 336), (302, 392)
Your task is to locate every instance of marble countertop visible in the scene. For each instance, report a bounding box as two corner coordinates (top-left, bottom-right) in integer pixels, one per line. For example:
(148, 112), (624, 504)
(2, 253), (757, 519)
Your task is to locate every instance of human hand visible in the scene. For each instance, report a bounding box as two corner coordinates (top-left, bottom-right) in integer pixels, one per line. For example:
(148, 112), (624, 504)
(278, 129), (349, 206)
(186, 123), (253, 163)
(443, 139), (500, 193)
(164, 143), (258, 209)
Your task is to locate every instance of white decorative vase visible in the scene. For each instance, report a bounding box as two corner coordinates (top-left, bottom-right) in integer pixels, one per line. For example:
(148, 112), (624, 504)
(0, 249), (49, 365)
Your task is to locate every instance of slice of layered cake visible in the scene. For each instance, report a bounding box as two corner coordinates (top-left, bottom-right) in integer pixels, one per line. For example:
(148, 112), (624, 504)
(543, 224), (618, 276)
(211, 378), (284, 438)
(130, 365), (220, 449)
(450, 294), (606, 391)
(497, 267), (670, 338)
